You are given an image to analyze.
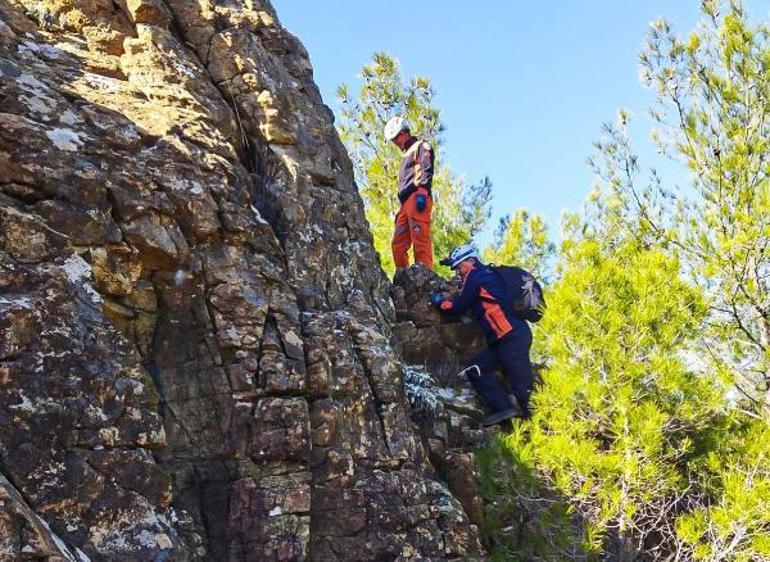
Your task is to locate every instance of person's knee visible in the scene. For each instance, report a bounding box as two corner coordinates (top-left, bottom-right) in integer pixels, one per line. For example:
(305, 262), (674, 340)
(392, 239), (410, 256)
(501, 345), (532, 370)
(392, 225), (408, 241)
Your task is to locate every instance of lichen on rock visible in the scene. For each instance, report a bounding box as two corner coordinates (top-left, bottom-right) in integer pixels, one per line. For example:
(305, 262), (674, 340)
(0, 0), (485, 559)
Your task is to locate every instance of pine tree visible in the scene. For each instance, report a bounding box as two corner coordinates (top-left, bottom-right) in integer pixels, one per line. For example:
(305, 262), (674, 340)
(512, 232), (725, 560)
(591, 1), (770, 412)
(675, 417), (770, 560)
(480, 3), (770, 560)
(482, 209), (555, 281)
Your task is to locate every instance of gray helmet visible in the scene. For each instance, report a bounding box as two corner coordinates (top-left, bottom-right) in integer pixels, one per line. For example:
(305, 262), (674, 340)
(440, 243), (479, 269)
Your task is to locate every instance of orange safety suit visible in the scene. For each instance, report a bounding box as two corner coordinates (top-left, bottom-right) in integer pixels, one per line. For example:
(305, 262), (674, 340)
(392, 137), (435, 269)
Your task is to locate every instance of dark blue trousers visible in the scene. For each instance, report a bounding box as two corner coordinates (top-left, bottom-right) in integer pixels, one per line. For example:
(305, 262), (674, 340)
(465, 320), (534, 418)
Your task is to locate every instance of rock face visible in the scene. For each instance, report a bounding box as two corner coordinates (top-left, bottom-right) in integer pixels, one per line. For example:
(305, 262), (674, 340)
(391, 266), (487, 384)
(390, 266), (490, 530)
(0, 1), (484, 560)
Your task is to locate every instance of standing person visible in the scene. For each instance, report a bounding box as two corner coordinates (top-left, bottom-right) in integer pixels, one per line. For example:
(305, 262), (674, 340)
(384, 116), (435, 271)
(432, 244), (535, 426)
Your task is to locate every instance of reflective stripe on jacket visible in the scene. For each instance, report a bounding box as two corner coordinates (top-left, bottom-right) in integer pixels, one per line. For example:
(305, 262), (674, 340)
(397, 138), (434, 204)
(440, 262), (519, 343)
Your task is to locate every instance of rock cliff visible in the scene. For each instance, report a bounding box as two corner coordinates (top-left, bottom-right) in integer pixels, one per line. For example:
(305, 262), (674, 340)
(0, 0), (484, 559)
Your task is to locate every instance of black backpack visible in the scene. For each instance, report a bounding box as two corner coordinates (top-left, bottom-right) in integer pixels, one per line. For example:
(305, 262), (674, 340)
(489, 265), (546, 323)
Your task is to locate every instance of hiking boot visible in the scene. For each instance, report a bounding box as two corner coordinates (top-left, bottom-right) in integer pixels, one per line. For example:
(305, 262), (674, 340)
(508, 394), (532, 420)
(481, 408), (517, 427)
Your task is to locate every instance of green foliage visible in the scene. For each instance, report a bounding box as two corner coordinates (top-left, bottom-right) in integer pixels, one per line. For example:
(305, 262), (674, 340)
(592, 1), (770, 412)
(337, 52), (492, 275)
(513, 234), (725, 559)
(482, 209), (555, 281)
(476, 432), (587, 561)
(479, 4), (770, 560)
(478, 216), (728, 561)
(676, 418), (770, 561)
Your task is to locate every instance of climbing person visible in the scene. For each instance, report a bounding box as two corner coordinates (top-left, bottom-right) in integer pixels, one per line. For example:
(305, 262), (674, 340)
(384, 115), (435, 271)
(431, 244), (536, 426)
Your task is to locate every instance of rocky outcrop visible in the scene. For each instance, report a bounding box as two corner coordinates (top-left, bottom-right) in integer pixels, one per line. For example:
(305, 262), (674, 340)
(391, 266), (490, 529)
(391, 266), (486, 382)
(0, 0), (483, 560)
(0, 472), (92, 561)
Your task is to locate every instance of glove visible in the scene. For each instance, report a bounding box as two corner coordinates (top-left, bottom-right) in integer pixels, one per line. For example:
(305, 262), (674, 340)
(415, 194), (427, 212)
(430, 293), (445, 308)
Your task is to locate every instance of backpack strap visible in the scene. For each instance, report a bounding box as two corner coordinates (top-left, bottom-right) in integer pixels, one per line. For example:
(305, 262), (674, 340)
(489, 266), (526, 318)
(488, 266), (510, 305)
(405, 139), (422, 159)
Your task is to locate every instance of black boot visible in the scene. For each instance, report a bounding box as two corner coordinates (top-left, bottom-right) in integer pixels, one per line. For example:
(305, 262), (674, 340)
(508, 394), (531, 420)
(481, 408), (517, 427)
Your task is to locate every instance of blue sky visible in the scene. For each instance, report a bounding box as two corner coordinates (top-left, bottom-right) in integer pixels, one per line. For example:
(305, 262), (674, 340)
(272, 1), (767, 243)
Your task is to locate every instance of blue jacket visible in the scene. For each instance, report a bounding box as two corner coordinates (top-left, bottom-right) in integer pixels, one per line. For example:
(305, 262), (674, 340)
(440, 262), (526, 344)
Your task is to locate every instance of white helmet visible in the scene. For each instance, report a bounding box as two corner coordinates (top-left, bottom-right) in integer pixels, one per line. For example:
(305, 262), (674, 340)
(384, 115), (409, 141)
(440, 243), (480, 269)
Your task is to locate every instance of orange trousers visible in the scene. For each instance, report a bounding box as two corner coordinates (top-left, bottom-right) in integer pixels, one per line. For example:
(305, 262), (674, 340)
(392, 188), (433, 269)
